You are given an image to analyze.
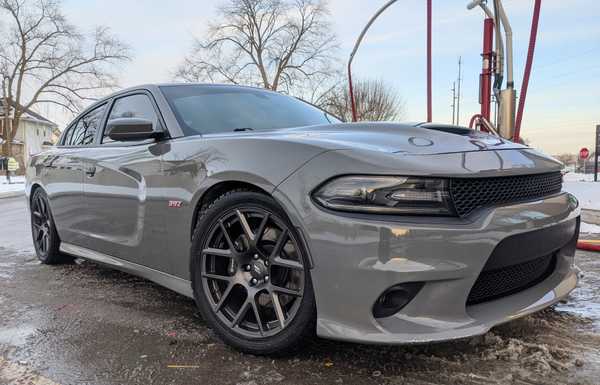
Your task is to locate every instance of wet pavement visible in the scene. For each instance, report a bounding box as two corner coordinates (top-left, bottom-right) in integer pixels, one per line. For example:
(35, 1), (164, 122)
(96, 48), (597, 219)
(1, 195), (600, 385)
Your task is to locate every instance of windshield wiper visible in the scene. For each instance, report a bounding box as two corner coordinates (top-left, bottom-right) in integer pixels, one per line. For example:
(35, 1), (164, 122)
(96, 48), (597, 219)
(233, 127), (254, 132)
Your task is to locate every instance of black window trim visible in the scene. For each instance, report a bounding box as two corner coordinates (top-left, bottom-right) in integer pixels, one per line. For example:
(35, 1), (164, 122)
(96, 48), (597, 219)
(57, 88), (170, 148)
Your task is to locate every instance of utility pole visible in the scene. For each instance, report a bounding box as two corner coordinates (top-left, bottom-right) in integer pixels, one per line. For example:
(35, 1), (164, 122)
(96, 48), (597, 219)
(456, 56), (462, 126)
(2, 75), (11, 183)
(451, 81), (457, 125)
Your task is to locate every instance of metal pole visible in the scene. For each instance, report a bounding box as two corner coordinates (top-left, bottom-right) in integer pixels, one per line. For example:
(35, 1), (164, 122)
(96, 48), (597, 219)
(348, 62), (358, 122)
(595, 125), (599, 182)
(514, 0), (541, 142)
(451, 82), (456, 125)
(347, 0), (399, 122)
(481, 18), (494, 125)
(426, 0), (432, 122)
(456, 56), (462, 126)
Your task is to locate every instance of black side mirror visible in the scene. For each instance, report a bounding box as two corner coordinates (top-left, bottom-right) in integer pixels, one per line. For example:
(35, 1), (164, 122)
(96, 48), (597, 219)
(107, 118), (164, 142)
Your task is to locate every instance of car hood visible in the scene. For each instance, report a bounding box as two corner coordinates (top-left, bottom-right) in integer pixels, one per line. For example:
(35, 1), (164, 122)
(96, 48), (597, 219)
(265, 122), (526, 155)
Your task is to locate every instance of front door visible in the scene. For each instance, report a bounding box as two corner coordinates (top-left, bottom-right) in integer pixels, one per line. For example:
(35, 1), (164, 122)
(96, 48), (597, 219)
(79, 93), (169, 269)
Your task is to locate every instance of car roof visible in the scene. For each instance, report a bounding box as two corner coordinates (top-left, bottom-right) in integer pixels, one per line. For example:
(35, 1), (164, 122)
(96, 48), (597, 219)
(107, 83), (273, 98)
(76, 83), (276, 119)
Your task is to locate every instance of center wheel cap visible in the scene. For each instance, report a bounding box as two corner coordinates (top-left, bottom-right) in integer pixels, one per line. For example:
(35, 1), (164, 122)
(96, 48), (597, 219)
(249, 259), (268, 281)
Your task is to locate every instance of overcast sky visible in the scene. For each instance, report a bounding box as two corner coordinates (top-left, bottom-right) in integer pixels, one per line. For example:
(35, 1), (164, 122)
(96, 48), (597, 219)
(37, 0), (600, 154)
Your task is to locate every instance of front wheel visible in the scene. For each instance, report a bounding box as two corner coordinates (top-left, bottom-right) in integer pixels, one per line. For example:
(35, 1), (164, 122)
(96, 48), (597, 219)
(191, 190), (316, 355)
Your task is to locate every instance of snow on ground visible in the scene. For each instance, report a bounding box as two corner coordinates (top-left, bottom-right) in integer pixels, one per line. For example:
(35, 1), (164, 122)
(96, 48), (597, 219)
(0, 175), (25, 195)
(580, 222), (600, 234)
(563, 173), (600, 211)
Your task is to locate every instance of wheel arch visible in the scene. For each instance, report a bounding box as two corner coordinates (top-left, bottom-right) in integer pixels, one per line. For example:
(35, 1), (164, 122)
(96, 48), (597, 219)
(190, 180), (270, 241)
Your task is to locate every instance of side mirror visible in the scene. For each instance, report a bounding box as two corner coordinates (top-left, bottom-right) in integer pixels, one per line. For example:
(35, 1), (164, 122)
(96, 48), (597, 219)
(107, 118), (164, 142)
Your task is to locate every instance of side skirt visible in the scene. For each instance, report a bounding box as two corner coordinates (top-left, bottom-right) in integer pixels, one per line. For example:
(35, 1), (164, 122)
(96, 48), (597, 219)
(59, 243), (194, 299)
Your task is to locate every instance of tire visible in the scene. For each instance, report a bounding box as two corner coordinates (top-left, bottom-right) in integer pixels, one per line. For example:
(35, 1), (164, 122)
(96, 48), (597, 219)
(191, 190), (316, 355)
(30, 188), (71, 264)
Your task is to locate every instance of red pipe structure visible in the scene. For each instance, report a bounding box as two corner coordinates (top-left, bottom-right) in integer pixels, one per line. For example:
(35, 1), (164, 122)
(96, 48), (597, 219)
(469, 114), (483, 129)
(479, 18), (494, 127)
(426, 0), (432, 122)
(514, 0), (542, 142)
(348, 0), (433, 123)
(577, 240), (600, 252)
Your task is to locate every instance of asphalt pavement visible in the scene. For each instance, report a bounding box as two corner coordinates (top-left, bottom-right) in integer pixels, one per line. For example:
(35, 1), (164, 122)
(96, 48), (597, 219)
(1, 196), (599, 385)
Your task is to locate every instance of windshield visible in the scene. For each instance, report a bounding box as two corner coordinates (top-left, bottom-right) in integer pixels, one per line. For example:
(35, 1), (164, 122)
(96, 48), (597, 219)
(160, 85), (340, 136)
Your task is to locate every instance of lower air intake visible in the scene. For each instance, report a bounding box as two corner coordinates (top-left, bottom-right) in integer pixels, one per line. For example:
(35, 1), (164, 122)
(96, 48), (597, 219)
(467, 253), (556, 306)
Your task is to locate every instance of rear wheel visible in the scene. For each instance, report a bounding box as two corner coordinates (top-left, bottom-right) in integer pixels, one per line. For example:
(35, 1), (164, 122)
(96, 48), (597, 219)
(191, 190), (315, 355)
(30, 189), (71, 264)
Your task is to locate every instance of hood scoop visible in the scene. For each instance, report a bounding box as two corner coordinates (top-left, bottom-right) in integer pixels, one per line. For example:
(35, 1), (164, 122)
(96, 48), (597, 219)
(417, 123), (475, 136)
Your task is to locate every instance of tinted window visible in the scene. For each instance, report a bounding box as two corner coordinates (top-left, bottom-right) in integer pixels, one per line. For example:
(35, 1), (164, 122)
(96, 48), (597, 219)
(62, 104), (107, 146)
(160, 85), (334, 135)
(68, 120), (87, 146)
(61, 123), (76, 145)
(103, 94), (158, 143)
(79, 104), (107, 145)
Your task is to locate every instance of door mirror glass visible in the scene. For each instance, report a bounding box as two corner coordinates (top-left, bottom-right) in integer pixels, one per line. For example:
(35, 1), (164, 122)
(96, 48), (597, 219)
(106, 118), (163, 141)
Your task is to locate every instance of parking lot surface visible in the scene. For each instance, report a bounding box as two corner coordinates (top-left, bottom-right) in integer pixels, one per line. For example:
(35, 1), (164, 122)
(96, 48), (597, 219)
(1, 196), (599, 385)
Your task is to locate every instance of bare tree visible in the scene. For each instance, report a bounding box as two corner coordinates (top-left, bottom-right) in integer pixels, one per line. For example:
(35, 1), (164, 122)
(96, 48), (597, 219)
(324, 78), (405, 122)
(0, 0), (130, 160)
(176, 0), (338, 97)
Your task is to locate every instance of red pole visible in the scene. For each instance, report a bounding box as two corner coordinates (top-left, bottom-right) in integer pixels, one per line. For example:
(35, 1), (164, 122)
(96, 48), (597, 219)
(480, 18), (494, 128)
(514, 0), (542, 142)
(426, 0), (432, 122)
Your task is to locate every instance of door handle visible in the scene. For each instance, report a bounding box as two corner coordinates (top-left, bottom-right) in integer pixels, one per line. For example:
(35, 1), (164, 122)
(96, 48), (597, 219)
(85, 166), (96, 177)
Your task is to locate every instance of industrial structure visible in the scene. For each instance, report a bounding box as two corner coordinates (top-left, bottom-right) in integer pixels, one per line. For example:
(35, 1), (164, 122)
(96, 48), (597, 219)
(347, 0), (543, 143)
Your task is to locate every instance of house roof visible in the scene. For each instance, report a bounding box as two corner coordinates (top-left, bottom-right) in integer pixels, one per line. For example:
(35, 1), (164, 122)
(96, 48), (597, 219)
(0, 101), (58, 127)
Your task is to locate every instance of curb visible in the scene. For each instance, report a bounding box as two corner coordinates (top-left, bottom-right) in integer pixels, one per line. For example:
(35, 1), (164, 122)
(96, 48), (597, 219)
(0, 190), (24, 199)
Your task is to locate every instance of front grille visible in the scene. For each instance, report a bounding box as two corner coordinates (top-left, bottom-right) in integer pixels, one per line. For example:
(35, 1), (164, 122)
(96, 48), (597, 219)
(450, 172), (563, 217)
(467, 253), (556, 306)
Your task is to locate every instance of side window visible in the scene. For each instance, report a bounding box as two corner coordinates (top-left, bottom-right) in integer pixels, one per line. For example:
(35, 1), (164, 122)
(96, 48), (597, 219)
(79, 104), (107, 145)
(68, 120), (87, 146)
(62, 103), (107, 146)
(103, 94), (158, 144)
(61, 123), (76, 145)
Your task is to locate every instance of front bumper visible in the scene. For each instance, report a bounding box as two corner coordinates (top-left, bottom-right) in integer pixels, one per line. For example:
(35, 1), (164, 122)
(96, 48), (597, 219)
(274, 183), (579, 344)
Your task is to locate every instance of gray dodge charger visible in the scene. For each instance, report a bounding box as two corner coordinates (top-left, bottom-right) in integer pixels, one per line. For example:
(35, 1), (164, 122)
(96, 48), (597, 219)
(26, 83), (580, 354)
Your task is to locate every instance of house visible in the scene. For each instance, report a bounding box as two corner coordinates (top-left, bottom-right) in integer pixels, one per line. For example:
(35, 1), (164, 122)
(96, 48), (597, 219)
(0, 102), (59, 175)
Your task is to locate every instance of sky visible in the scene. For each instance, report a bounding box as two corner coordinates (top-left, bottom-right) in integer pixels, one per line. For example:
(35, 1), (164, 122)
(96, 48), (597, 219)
(33, 0), (600, 155)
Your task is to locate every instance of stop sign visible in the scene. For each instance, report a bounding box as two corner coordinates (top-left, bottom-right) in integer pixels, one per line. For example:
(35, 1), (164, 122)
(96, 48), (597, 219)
(580, 147), (590, 160)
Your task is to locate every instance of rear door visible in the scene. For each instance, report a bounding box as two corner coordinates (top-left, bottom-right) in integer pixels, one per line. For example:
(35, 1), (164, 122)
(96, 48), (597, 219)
(45, 119), (89, 246)
(79, 92), (169, 269)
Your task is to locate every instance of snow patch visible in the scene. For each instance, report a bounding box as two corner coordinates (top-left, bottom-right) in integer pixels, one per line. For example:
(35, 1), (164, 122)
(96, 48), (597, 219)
(580, 222), (600, 234)
(562, 173), (600, 211)
(0, 175), (25, 195)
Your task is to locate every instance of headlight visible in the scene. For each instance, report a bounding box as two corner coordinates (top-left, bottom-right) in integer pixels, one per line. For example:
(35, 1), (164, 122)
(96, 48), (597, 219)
(312, 176), (455, 216)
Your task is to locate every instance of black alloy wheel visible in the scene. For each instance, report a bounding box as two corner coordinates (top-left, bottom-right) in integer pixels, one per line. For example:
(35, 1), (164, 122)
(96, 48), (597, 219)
(30, 188), (70, 264)
(191, 190), (315, 354)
